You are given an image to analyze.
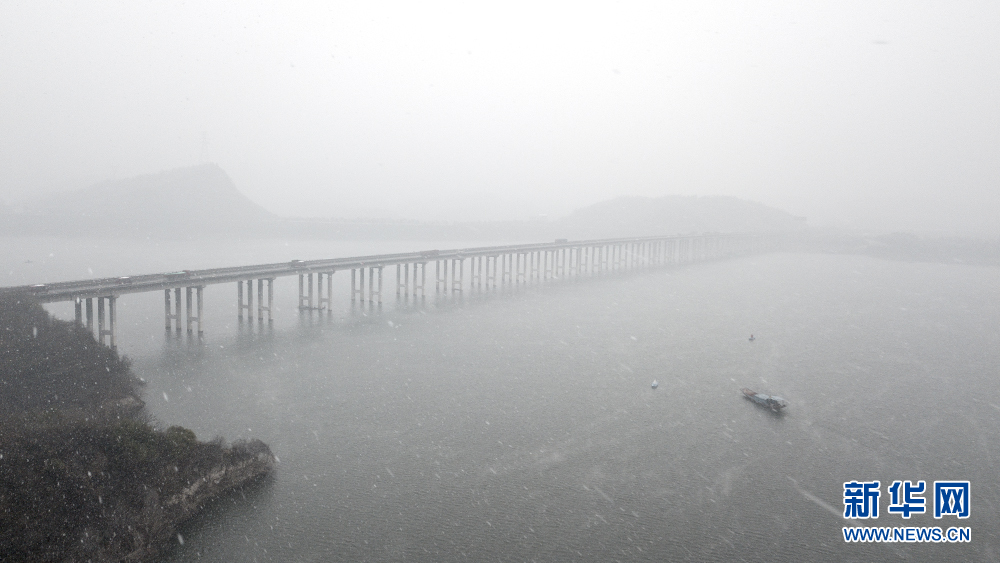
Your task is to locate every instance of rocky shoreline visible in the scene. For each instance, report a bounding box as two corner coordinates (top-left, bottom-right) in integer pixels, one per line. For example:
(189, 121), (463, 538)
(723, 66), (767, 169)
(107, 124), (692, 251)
(121, 438), (276, 562)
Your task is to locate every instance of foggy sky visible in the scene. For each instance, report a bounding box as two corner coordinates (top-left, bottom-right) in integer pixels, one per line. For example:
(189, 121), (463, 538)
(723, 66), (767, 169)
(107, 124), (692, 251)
(1, 1), (997, 235)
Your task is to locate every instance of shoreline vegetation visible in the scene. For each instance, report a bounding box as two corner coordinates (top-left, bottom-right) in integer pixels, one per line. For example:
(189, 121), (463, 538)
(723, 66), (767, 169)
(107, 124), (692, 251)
(0, 295), (275, 562)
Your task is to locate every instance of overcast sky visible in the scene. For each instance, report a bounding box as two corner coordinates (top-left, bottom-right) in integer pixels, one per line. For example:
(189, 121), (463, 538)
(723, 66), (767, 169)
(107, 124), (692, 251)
(1, 1), (997, 234)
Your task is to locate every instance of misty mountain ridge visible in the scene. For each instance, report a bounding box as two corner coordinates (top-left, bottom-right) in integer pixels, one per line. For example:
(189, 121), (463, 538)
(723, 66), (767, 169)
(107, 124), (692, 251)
(2, 164), (803, 239)
(8, 164), (276, 236)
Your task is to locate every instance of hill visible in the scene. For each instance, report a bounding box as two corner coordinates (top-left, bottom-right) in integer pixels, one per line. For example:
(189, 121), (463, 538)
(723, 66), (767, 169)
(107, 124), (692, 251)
(552, 195), (807, 240)
(3, 166), (805, 240)
(0, 295), (275, 562)
(12, 164), (276, 237)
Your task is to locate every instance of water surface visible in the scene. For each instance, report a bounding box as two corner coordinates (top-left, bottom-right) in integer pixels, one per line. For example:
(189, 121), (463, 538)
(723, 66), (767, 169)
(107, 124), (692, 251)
(5, 238), (998, 561)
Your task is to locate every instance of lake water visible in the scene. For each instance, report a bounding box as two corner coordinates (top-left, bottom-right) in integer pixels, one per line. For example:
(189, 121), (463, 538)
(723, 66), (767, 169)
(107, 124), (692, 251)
(4, 236), (1000, 562)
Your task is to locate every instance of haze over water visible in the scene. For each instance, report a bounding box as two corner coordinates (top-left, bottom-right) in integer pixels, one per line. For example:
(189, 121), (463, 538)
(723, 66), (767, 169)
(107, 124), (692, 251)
(4, 238), (999, 561)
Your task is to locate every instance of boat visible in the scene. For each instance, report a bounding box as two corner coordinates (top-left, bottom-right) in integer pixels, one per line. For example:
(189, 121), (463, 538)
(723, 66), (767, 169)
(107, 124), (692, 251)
(741, 388), (787, 412)
(651, 380), (658, 389)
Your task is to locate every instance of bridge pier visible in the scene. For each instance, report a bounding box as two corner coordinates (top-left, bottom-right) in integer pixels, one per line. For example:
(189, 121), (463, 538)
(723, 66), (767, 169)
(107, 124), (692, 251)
(95, 295), (116, 349)
(164, 288), (183, 331)
(185, 286), (204, 334)
(255, 278), (273, 320)
(451, 258), (463, 292)
(351, 268), (366, 303)
(238, 278), (273, 322)
(435, 260), (449, 293)
(471, 256), (481, 289)
(368, 266), (382, 303)
(297, 273), (313, 310)
(313, 272), (333, 311)
(238, 280), (252, 320)
(411, 262), (426, 298)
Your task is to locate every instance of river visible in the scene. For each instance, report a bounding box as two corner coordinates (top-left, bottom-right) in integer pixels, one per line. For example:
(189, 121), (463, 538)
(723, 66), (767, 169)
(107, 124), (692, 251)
(4, 236), (999, 562)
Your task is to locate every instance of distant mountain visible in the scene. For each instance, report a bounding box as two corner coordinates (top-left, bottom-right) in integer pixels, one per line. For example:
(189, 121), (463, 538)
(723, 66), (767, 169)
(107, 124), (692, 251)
(2, 168), (804, 241)
(12, 164), (276, 237)
(553, 195), (807, 239)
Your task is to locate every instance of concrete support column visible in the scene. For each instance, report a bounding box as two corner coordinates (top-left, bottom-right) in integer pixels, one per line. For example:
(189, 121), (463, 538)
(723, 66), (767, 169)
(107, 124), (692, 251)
(174, 288), (182, 332)
(185, 286), (204, 334)
(107, 296), (116, 349)
(257, 278), (265, 319)
(97, 297), (105, 342)
(197, 286), (204, 333)
(86, 298), (94, 330)
(418, 262), (427, 297)
(186, 287), (193, 333)
(316, 272), (334, 311)
(93, 296), (116, 349)
(166, 289), (174, 329)
(359, 267), (366, 302)
(267, 279), (274, 321)
(239, 281), (247, 319)
(74, 298), (82, 325)
(452, 258), (463, 292)
(307, 273), (315, 309)
(93, 296), (115, 348)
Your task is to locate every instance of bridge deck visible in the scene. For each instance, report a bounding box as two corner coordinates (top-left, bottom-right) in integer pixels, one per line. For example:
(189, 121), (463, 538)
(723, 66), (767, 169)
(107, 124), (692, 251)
(0, 234), (738, 303)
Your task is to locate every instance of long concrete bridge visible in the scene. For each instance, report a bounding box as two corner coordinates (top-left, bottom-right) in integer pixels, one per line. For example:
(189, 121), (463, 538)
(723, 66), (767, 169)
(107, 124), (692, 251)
(0, 233), (776, 349)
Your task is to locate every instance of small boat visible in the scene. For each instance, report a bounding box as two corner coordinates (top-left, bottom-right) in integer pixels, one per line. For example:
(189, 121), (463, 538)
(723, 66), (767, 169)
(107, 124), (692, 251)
(651, 380), (658, 389)
(748, 334), (755, 342)
(741, 388), (787, 412)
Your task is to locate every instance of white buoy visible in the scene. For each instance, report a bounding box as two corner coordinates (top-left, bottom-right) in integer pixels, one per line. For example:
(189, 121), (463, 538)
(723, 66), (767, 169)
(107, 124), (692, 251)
(651, 380), (658, 389)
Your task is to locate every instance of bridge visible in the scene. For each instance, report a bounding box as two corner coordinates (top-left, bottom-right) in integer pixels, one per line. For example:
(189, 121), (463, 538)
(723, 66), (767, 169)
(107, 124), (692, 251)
(0, 233), (775, 349)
